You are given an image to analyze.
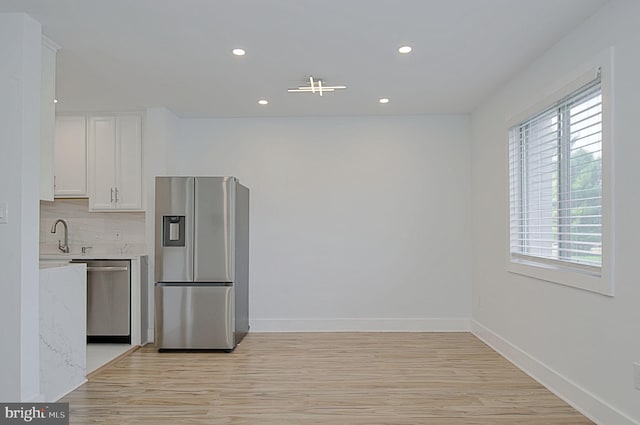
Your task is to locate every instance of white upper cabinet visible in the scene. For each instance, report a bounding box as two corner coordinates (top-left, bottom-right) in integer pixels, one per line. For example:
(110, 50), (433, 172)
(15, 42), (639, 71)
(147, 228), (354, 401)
(115, 115), (144, 210)
(89, 116), (116, 209)
(54, 116), (88, 197)
(40, 37), (59, 201)
(88, 114), (143, 211)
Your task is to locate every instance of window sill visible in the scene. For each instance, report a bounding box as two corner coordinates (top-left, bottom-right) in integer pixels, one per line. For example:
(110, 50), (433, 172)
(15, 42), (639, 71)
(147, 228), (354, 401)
(508, 258), (613, 297)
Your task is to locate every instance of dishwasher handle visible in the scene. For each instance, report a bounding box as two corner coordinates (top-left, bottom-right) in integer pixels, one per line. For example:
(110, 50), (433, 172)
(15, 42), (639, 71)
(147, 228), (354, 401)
(86, 266), (129, 272)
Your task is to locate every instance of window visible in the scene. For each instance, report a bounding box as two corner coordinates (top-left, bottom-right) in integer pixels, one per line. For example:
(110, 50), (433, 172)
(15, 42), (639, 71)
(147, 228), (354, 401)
(509, 74), (603, 277)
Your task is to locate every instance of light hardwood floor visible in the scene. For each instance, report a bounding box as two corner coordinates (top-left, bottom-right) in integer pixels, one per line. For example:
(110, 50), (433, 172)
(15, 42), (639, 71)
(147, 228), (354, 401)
(62, 333), (593, 424)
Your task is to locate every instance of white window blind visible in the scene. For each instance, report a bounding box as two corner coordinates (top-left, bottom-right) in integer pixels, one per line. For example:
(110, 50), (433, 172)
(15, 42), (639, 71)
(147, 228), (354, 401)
(509, 75), (602, 273)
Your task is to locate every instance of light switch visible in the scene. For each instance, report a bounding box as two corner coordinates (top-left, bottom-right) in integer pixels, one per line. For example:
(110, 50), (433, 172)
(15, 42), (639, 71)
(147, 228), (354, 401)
(0, 202), (7, 224)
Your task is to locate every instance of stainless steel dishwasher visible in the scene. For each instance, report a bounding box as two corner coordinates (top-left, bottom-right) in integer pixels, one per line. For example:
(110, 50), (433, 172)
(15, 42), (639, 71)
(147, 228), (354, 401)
(71, 259), (131, 343)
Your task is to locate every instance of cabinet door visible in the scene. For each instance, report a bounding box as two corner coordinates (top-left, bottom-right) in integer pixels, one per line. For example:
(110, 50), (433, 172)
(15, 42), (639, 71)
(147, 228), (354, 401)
(89, 116), (117, 210)
(115, 115), (143, 210)
(54, 116), (87, 197)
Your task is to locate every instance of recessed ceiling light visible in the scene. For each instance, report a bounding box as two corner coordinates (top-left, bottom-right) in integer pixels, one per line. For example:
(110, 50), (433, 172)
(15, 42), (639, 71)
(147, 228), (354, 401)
(379, 98), (390, 104)
(53, 99), (58, 104)
(232, 48), (246, 56)
(398, 46), (412, 54)
(258, 99), (268, 105)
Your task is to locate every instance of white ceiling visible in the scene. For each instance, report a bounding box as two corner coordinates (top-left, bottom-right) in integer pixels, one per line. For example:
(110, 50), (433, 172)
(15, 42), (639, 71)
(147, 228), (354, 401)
(1, 0), (608, 118)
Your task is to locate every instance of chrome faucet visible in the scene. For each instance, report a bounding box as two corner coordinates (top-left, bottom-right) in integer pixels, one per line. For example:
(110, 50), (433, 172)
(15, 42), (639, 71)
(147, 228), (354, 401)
(51, 219), (70, 253)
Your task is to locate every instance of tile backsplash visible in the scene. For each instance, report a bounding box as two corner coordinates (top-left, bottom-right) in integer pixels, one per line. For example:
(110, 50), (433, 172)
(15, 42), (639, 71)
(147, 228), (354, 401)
(40, 199), (146, 255)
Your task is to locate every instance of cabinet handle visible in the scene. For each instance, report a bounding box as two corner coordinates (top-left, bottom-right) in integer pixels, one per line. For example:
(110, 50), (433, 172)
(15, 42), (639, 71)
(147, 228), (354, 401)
(115, 188), (119, 203)
(110, 188), (114, 203)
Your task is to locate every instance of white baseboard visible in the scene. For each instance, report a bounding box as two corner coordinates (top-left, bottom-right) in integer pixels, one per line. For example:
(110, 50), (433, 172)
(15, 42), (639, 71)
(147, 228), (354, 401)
(249, 318), (470, 332)
(471, 320), (638, 425)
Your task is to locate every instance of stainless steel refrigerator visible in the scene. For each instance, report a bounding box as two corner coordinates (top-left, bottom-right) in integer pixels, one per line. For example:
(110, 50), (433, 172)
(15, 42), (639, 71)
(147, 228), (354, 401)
(154, 176), (249, 351)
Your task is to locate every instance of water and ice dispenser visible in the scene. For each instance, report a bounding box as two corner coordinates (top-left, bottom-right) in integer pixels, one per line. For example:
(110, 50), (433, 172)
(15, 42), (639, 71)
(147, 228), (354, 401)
(162, 216), (185, 247)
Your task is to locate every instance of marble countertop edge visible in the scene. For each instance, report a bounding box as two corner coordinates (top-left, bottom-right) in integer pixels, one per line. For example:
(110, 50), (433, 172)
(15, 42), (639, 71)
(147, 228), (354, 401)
(39, 261), (83, 270)
(40, 252), (148, 261)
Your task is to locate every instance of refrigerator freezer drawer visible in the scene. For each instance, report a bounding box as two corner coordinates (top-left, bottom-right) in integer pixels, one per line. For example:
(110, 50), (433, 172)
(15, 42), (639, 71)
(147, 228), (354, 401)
(155, 284), (234, 350)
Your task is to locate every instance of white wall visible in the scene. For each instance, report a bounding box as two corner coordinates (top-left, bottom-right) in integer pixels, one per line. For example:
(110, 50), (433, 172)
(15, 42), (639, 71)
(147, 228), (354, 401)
(144, 107), (179, 340)
(172, 115), (472, 331)
(470, 0), (640, 423)
(0, 13), (42, 401)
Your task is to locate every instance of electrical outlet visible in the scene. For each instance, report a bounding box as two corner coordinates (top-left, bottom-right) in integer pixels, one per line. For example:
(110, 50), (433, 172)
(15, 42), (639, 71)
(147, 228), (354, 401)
(113, 230), (122, 241)
(634, 362), (640, 390)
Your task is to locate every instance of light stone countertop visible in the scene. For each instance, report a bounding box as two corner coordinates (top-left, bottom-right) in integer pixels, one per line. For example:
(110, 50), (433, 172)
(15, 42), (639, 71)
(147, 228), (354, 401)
(40, 252), (147, 261)
(39, 260), (75, 269)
